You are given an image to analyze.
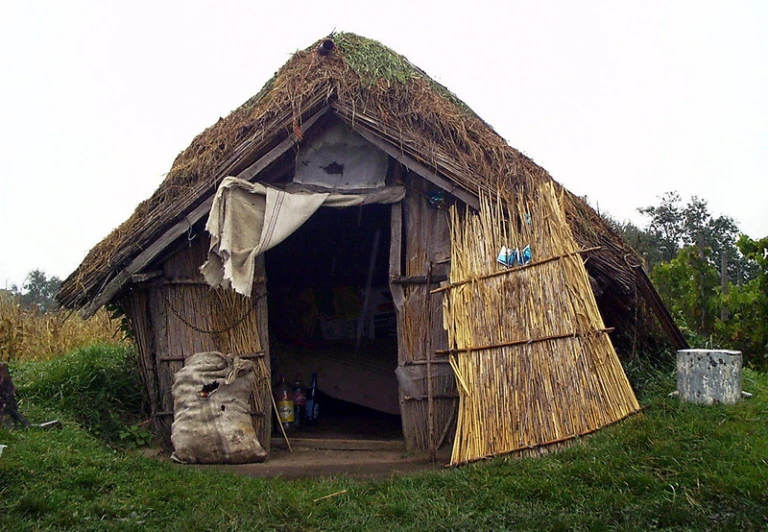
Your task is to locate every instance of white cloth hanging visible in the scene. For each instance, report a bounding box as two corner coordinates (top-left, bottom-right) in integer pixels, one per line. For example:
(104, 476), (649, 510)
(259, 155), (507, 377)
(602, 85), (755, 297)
(201, 176), (404, 296)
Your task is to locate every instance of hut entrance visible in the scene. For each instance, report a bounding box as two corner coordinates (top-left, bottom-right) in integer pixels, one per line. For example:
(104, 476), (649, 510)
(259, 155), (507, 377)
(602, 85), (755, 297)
(265, 203), (403, 447)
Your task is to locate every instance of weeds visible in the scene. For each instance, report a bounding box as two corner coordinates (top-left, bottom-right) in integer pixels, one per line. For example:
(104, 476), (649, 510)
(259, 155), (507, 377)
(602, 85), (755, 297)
(11, 344), (148, 446)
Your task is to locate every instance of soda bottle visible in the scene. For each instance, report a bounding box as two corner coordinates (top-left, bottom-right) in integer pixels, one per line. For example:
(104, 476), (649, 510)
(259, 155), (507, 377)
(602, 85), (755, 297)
(305, 372), (319, 426)
(292, 374), (306, 429)
(274, 374), (294, 432)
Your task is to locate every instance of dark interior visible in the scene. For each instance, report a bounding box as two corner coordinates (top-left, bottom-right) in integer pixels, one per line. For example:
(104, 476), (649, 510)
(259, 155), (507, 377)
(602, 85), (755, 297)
(265, 203), (402, 440)
(266, 204), (391, 293)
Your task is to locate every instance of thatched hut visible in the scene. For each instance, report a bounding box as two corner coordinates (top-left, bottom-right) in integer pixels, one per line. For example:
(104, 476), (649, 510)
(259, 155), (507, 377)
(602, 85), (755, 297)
(57, 33), (685, 465)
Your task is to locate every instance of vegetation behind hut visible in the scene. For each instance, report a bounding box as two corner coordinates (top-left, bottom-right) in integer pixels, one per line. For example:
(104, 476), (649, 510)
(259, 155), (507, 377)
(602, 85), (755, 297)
(607, 192), (768, 368)
(1, 275), (122, 363)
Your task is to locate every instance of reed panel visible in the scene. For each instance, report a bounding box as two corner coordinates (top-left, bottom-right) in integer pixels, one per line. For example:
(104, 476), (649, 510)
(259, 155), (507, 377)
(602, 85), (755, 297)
(443, 182), (640, 465)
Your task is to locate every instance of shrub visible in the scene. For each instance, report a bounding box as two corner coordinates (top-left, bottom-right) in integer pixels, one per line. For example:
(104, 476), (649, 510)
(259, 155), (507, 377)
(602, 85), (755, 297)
(12, 344), (149, 446)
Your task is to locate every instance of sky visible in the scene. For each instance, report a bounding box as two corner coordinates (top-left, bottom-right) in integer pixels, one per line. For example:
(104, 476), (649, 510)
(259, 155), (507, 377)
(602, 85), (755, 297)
(1, 0), (766, 288)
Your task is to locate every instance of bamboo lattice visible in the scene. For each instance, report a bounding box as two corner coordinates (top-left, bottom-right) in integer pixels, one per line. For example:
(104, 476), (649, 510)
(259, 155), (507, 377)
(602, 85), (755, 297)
(443, 182), (640, 465)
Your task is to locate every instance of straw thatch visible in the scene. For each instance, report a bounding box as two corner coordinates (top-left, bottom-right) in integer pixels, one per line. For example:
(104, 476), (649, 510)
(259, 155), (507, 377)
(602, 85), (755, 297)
(443, 182), (641, 464)
(56, 32), (667, 343)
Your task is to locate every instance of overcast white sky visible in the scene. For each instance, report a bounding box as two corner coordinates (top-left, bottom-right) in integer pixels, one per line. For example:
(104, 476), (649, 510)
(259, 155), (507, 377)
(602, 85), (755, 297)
(1, 1), (766, 288)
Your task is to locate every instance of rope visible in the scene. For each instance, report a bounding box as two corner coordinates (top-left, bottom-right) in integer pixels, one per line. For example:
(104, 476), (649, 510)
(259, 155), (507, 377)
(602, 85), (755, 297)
(163, 291), (266, 335)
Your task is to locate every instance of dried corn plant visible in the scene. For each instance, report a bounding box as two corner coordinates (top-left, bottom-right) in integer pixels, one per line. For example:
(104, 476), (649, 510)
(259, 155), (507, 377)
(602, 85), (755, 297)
(442, 181), (640, 465)
(0, 294), (123, 363)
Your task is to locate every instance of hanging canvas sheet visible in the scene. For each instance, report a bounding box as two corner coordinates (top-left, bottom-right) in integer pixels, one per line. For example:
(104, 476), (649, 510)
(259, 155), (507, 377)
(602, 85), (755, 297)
(201, 177), (404, 295)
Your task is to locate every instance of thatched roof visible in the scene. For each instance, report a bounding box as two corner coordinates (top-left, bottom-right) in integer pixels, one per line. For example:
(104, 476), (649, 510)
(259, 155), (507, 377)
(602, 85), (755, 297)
(56, 32), (682, 348)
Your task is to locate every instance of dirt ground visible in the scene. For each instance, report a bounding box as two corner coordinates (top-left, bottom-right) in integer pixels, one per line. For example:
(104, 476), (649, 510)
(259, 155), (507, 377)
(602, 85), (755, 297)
(147, 406), (453, 480)
(143, 445), (453, 480)
(214, 446), (453, 480)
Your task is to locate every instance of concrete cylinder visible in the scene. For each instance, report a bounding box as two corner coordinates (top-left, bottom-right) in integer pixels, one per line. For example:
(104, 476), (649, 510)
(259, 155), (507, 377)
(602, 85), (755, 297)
(676, 349), (742, 405)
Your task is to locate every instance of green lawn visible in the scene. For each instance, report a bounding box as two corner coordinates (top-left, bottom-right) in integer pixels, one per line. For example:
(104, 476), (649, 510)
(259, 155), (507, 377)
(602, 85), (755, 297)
(1, 350), (766, 531)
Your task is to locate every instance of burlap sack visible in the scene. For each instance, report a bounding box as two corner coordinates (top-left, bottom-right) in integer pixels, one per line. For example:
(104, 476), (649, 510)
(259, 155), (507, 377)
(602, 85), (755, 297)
(171, 352), (266, 464)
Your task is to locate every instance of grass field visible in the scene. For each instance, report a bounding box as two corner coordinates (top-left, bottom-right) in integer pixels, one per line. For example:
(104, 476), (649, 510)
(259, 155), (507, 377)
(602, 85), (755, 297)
(1, 347), (766, 531)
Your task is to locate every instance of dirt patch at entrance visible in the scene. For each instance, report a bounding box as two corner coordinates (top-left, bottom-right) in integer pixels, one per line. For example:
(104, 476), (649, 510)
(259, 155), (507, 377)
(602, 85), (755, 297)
(213, 447), (452, 480)
(142, 445), (453, 480)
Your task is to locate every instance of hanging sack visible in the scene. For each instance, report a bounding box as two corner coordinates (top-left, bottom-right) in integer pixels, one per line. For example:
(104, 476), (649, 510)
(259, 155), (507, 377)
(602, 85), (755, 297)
(171, 352), (267, 464)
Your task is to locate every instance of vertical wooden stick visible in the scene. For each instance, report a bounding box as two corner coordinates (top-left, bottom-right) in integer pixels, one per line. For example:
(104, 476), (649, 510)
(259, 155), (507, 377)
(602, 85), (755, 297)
(426, 261), (435, 461)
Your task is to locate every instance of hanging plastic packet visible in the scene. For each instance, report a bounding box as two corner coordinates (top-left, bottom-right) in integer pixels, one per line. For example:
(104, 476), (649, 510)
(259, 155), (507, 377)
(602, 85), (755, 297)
(496, 246), (519, 267)
(496, 246), (511, 266)
(521, 245), (532, 265)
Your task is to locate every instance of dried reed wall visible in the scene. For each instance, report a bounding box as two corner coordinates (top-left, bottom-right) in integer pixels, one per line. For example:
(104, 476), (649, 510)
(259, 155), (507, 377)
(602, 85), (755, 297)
(442, 183), (641, 465)
(124, 233), (271, 449)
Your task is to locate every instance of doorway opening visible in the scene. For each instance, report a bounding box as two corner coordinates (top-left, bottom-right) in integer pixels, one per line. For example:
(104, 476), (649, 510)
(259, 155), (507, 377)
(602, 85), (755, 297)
(265, 203), (402, 446)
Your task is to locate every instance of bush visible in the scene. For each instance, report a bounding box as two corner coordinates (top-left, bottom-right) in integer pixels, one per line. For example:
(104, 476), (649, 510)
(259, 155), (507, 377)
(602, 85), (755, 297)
(12, 344), (149, 446)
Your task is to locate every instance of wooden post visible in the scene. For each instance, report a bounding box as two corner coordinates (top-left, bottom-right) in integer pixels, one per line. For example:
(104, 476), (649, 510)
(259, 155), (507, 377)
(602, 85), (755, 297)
(676, 349), (742, 405)
(426, 261), (435, 461)
(0, 363), (30, 428)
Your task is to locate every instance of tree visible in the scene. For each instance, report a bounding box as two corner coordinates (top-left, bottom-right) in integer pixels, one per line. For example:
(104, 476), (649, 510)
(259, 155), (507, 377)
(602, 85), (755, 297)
(717, 235), (768, 368)
(638, 191), (686, 264)
(634, 192), (766, 367)
(638, 192), (746, 280)
(11, 269), (62, 313)
(652, 246), (721, 337)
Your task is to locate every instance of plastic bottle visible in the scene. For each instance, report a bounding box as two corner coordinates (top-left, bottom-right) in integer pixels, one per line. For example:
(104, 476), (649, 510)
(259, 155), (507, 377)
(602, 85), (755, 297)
(274, 374), (294, 432)
(292, 374), (306, 429)
(305, 372), (319, 426)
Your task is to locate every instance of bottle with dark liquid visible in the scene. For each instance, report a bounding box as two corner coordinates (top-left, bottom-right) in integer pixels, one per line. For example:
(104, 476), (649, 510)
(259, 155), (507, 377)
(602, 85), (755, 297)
(305, 372), (319, 426)
(292, 374), (306, 430)
(274, 374), (294, 432)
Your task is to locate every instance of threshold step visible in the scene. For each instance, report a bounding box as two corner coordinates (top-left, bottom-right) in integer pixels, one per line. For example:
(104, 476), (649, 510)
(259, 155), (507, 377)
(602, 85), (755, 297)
(270, 437), (405, 452)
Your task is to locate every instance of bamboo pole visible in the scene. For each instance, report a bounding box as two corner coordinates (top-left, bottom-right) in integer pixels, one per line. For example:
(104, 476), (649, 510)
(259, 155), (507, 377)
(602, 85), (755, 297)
(435, 328), (615, 355)
(430, 247), (601, 294)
